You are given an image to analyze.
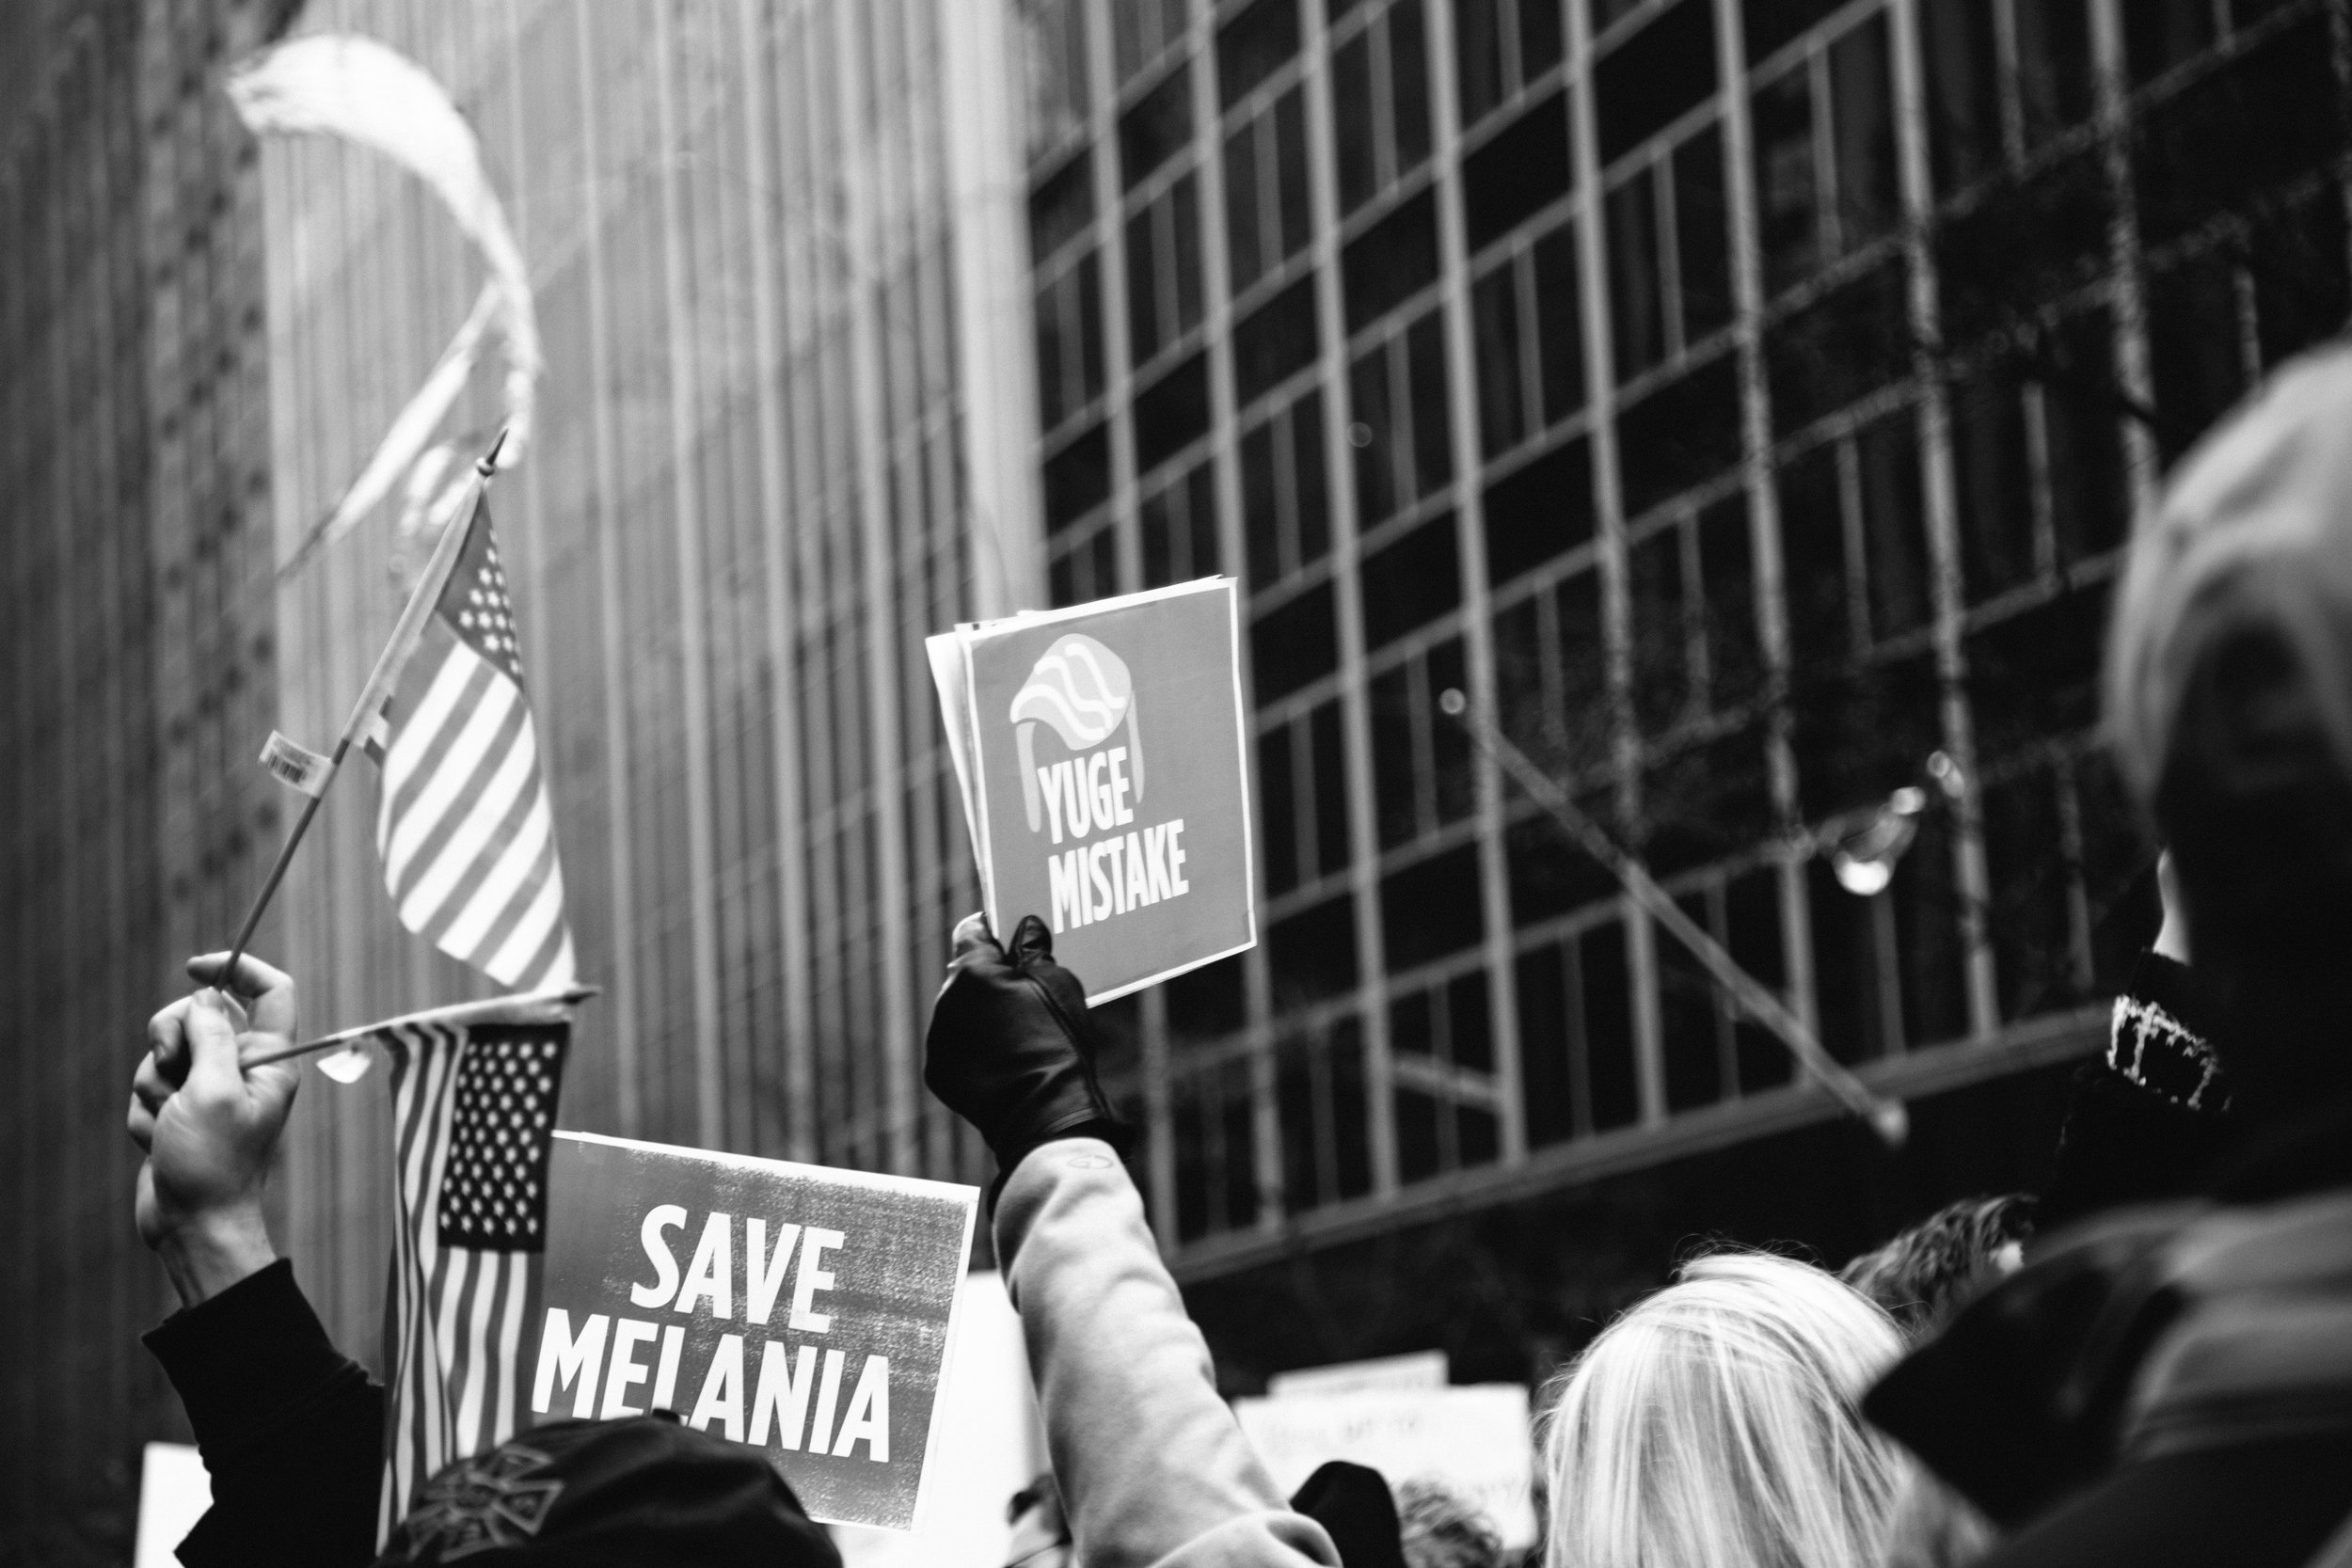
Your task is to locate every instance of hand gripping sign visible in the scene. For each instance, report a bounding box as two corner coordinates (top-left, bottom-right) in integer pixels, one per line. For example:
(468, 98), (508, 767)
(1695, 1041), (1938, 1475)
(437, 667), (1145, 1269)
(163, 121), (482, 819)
(929, 578), (1256, 1003)
(531, 1133), (979, 1532)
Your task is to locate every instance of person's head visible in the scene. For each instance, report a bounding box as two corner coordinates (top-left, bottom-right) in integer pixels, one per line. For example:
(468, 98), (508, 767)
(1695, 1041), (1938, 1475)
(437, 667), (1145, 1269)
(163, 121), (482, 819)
(2107, 343), (2352, 1118)
(1395, 1477), (1504, 1568)
(1840, 1196), (2034, 1342)
(1538, 1250), (1911, 1568)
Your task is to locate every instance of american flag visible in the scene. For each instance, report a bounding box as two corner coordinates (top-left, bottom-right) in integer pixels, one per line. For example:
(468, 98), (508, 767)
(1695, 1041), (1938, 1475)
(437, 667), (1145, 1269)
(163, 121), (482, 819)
(377, 1017), (569, 1542)
(371, 498), (576, 990)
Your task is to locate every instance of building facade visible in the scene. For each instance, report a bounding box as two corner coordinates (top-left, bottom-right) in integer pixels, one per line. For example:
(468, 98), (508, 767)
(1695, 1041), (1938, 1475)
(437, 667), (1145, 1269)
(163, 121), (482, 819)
(1015, 0), (2351, 1328)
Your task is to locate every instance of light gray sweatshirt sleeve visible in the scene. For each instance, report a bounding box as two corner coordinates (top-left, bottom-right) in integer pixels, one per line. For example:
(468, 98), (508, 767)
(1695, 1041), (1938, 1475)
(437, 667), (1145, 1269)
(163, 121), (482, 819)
(994, 1136), (1343, 1568)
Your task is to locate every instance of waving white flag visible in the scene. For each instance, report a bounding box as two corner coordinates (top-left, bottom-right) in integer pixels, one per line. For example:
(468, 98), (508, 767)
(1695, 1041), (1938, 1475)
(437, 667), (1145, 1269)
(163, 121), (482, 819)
(227, 33), (541, 575)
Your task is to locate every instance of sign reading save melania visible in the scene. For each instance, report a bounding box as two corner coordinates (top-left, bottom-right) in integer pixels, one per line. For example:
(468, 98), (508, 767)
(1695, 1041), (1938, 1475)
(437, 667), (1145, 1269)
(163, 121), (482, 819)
(927, 578), (1255, 1003)
(529, 1132), (979, 1532)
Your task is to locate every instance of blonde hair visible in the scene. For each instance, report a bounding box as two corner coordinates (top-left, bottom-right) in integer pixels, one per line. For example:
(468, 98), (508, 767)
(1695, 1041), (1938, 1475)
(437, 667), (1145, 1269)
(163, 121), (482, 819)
(1538, 1251), (1910, 1568)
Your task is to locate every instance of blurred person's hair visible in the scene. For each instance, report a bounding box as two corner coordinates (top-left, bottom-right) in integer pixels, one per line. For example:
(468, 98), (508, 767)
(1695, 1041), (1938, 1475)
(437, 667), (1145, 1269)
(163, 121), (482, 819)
(1840, 1196), (2035, 1341)
(1395, 1477), (1504, 1568)
(1874, 1469), (1999, 1568)
(1538, 1250), (1911, 1568)
(2106, 342), (2352, 1120)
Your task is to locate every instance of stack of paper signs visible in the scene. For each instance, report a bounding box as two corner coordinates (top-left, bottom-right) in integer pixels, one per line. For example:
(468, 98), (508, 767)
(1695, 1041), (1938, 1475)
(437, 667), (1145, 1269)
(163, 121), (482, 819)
(926, 578), (1257, 1004)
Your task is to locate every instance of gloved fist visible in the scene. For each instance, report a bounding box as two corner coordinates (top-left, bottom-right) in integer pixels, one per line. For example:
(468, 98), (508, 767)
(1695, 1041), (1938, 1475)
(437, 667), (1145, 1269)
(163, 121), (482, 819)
(925, 912), (1134, 1187)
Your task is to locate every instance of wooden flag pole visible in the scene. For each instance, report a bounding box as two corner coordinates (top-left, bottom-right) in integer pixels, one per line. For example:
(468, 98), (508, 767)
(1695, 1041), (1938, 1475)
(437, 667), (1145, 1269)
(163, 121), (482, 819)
(1438, 688), (1909, 1148)
(240, 982), (598, 1069)
(216, 433), (507, 995)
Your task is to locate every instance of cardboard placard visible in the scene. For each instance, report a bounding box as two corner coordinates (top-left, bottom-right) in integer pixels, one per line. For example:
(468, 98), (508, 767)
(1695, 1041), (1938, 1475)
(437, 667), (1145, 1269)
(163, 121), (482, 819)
(928, 578), (1256, 1003)
(531, 1132), (980, 1532)
(1233, 1384), (1539, 1548)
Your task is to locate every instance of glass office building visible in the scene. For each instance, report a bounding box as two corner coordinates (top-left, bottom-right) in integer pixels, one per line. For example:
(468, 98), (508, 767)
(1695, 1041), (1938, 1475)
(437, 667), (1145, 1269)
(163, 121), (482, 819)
(1016, 0), (2351, 1298)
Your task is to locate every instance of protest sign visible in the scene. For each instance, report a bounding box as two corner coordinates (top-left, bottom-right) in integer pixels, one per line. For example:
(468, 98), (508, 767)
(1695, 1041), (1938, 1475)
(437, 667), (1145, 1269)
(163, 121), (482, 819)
(135, 1443), (210, 1568)
(1233, 1384), (1538, 1548)
(928, 578), (1255, 1002)
(1266, 1348), (1448, 1399)
(532, 1132), (980, 1532)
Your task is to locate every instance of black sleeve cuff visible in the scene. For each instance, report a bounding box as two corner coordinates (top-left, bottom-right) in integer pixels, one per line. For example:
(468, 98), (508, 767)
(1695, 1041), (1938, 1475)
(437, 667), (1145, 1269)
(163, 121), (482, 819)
(143, 1258), (363, 1463)
(2107, 951), (2231, 1113)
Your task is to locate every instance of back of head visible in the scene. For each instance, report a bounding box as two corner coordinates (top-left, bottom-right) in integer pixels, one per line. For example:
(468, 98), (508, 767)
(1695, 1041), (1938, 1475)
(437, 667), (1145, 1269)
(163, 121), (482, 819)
(2107, 343), (2352, 1119)
(1539, 1251), (1908, 1568)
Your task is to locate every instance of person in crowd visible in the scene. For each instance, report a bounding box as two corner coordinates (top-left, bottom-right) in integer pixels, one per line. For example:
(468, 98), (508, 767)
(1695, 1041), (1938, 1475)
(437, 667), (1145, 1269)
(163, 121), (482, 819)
(1536, 1250), (1913, 1568)
(1865, 341), (2352, 1566)
(1393, 1477), (1505, 1568)
(927, 911), (1353, 1566)
(1841, 1196), (2035, 1342)
(129, 953), (839, 1567)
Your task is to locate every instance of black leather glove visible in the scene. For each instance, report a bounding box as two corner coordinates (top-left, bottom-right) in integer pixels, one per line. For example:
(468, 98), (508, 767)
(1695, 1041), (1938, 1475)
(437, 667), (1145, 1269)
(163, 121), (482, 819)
(925, 913), (1134, 1195)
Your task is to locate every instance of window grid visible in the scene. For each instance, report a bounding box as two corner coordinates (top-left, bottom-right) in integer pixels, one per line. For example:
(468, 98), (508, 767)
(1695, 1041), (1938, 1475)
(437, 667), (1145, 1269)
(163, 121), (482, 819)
(1028, 0), (2330, 1260)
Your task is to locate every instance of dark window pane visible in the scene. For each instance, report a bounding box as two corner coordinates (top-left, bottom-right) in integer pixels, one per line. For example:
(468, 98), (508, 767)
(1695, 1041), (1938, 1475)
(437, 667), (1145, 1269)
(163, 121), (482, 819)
(1219, 0), (1300, 108)
(1506, 784), (1618, 922)
(1765, 257), (1911, 434)
(1922, 0), (2001, 199)
(1643, 725), (1774, 876)
(2133, 19), (2343, 248)
(1233, 275), (1320, 405)
(1044, 423), (1111, 531)
(1964, 584), (2108, 762)
(1607, 169), (1665, 383)
(1777, 443), (1851, 679)
(2017, 0), (2094, 150)
(1430, 637), (1474, 827)
(1343, 188), (1440, 330)
(1615, 351), (1741, 515)
(1311, 700), (1351, 876)
(1383, 844), (1484, 968)
(1595, 0), (1716, 166)
(1120, 63), (1194, 190)
(1126, 206), (1163, 363)
(1030, 152), (1094, 261)
(1675, 125), (1732, 343)
(2124, 0), (2216, 86)
(1135, 350), (1213, 471)
(1950, 372), (2035, 602)
(1751, 69), (1819, 296)
(1829, 14), (1899, 250)
(1744, 0), (1845, 67)
(1114, 0), (1187, 83)
(1390, 0), (1432, 176)
(1242, 420), (1281, 587)
(1253, 581), (1339, 702)
(1261, 722), (1301, 895)
(1371, 663), (1418, 846)
(1726, 868), (1790, 1091)
(1533, 225), (1586, 422)
(1520, 0), (1563, 79)
(1224, 119), (1266, 292)
(1450, 968), (1494, 1071)
(2250, 186), (2351, 371)
(1293, 389), (1331, 566)
(1472, 262), (1527, 459)
(1455, 0), (1506, 126)
(1169, 953), (1248, 1039)
(1275, 91), (1313, 261)
(1484, 436), (1594, 586)
(2043, 311), (2128, 565)
(1629, 524), (1689, 736)
(1582, 920), (1639, 1129)
(1334, 31), (1378, 213)
(1271, 893), (1359, 1006)
(1406, 312), (1453, 499)
(1856, 409), (1931, 641)
(2145, 253), (2247, 463)
(1698, 493), (1760, 709)
(1352, 342), (1399, 523)
(1517, 944), (1575, 1145)
(1360, 511), (1461, 648)
(1464, 88), (1573, 251)
(1554, 569), (1609, 757)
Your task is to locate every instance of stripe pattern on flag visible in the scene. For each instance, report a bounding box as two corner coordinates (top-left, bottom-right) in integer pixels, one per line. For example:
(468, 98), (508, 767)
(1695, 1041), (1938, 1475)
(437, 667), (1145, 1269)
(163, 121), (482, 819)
(377, 1019), (568, 1544)
(373, 500), (576, 990)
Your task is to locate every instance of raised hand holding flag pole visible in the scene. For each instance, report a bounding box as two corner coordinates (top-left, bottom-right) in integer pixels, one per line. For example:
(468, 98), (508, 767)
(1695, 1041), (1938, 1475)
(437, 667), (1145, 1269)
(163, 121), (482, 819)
(217, 433), (508, 998)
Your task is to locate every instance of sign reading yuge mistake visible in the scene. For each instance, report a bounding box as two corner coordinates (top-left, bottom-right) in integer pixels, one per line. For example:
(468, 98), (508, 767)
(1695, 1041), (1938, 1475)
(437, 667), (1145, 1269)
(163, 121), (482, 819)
(930, 578), (1255, 1003)
(531, 1132), (979, 1531)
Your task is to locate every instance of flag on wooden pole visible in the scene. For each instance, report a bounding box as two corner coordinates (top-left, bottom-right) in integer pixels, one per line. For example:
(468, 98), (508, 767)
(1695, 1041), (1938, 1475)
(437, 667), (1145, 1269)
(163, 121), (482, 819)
(376, 1012), (569, 1541)
(370, 497), (576, 990)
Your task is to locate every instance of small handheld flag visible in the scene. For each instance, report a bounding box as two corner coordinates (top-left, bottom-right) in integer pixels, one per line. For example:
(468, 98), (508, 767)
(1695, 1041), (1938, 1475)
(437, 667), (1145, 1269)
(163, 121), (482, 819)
(368, 493), (576, 990)
(373, 1007), (571, 1541)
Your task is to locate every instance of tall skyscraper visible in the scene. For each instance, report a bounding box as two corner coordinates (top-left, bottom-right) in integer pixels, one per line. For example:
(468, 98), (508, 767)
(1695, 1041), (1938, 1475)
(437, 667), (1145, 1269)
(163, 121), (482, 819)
(1016, 0), (2351, 1366)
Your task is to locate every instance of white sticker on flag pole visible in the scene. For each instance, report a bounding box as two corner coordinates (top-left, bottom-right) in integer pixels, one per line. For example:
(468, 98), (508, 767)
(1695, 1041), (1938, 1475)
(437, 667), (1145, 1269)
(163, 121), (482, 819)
(260, 730), (333, 798)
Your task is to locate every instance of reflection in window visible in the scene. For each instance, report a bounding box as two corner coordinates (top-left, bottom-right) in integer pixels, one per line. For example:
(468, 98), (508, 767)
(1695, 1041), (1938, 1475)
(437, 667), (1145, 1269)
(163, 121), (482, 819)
(1126, 173), (1204, 368)
(1224, 87), (1311, 294)
(1241, 389), (1330, 590)
(1749, 13), (1899, 297)
(1350, 309), (1452, 527)
(1454, 0), (1565, 128)
(1332, 0), (1432, 216)
(1142, 458), (1218, 589)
